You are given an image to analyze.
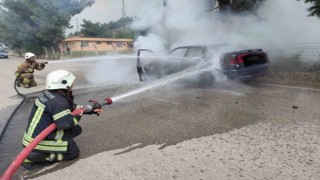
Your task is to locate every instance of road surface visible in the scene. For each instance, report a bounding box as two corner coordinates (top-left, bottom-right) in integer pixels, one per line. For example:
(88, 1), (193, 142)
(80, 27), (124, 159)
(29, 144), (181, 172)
(1, 57), (320, 179)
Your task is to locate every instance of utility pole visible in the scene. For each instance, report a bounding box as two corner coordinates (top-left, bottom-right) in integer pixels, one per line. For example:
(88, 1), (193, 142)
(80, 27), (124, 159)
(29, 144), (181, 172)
(163, 0), (167, 7)
(76, 17), (79, 32)
(122, 0), (126, 18)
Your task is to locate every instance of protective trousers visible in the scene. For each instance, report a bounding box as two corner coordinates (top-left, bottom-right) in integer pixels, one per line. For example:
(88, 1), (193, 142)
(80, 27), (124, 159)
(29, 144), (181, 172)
(26, 125), (82, 163)
(15, 73), (37, 87)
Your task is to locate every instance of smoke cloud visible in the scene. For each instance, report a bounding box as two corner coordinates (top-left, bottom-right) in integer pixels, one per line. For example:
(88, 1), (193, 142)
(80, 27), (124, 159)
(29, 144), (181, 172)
(85, 56), (140, 84)
(132, 0), (320, 59)
(86, 0), (320, 85)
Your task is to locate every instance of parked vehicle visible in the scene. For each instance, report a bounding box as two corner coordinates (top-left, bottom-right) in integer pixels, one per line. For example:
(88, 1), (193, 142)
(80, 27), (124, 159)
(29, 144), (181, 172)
(0, 49), (9, 59)
(137, 45), (269, 86)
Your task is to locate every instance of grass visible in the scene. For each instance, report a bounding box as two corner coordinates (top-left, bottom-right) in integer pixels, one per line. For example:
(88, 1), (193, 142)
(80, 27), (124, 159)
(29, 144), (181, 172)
(267, 55), (320, 83)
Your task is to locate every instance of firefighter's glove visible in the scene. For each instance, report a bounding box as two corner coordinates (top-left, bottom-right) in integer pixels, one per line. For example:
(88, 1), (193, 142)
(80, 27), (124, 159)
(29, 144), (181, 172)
(40, 62), (47, 68)
(105, 98), (112, 105)
(83, 102), (102, 116)
(28, 68), (34, 73)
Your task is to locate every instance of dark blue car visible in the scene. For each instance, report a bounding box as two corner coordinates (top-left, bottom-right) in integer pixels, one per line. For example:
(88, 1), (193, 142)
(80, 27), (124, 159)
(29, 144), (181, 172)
(0, 49), (9, 59)
(137, 45), (269, 86)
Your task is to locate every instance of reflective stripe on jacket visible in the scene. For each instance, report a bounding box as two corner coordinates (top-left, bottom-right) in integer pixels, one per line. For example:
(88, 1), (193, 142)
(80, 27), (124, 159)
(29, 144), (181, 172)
(22, 90), (81, 153)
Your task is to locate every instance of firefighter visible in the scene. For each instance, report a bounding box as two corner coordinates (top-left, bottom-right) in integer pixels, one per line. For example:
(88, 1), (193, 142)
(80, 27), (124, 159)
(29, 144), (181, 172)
(15, 52), (46, 88)
(21, 69), (112, 170)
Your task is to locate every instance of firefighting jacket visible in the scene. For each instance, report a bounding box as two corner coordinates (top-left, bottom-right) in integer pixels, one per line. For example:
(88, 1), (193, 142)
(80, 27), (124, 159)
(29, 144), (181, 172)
(22, 90), (81, 153)
(15, 60), (45, 75)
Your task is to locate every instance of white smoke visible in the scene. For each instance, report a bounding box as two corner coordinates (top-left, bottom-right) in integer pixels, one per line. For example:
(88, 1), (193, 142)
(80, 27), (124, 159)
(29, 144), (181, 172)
(85, 0), (320, 85)
(85, 56), (140, 84)
(132, 0), (320, 60)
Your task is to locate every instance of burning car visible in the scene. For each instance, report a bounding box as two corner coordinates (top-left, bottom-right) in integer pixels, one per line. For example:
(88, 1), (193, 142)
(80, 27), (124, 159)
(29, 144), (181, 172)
(137, 45), (269, 86)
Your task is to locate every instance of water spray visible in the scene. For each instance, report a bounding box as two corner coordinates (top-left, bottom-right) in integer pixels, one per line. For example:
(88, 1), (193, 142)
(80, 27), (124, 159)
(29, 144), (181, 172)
(111, 67), (212, 102)
(46, 55), (138, 64)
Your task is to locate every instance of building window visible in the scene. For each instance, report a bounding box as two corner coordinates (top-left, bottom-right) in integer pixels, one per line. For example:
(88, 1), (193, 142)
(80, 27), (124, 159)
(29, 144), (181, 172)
(106, 41), (112, 45)
(116, 42), (123, 48)
(81, 42), (89, 47)
(96, 42), (101, 44)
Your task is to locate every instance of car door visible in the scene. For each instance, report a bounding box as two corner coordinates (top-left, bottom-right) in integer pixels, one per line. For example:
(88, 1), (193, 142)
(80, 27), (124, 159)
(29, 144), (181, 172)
(182, 47), (206, 71)
(137, 49), (154, 81)
(166, 47), (189, 74)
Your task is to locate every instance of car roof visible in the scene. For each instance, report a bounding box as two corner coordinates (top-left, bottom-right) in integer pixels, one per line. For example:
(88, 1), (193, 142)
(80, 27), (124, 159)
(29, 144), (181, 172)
(171, 44), (227, 49)
(169, 44), (264, 55)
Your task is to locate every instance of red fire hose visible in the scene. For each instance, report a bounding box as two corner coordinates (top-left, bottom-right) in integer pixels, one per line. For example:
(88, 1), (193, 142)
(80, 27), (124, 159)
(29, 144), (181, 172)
(1, 98), (112, 180)
(1, 123), (57, 180)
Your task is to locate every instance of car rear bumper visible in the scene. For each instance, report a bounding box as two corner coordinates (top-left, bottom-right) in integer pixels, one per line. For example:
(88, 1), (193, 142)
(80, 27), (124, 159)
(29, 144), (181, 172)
(224, 64), (268, 80)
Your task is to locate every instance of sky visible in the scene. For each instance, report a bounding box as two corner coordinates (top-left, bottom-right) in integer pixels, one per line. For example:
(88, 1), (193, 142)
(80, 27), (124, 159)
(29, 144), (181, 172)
(70, 0), (320, 56)
(68, 0), (145, 33)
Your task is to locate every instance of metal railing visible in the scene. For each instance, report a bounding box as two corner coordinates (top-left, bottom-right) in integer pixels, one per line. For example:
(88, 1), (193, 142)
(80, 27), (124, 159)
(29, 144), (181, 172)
(285, 43), (320, 62)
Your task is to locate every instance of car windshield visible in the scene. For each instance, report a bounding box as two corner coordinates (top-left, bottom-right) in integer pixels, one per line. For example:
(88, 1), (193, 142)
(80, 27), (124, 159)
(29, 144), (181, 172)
(185, 47), (203, 58)
(168, 48), (188, 57)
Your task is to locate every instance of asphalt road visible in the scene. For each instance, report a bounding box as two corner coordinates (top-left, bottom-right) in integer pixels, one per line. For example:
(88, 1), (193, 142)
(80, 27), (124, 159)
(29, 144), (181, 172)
(2, 80), (320, 179)
(1, 57), (320, 179)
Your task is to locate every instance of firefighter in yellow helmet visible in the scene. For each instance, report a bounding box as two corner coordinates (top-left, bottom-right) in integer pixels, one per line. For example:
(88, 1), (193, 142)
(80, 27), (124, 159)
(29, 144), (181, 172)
(15, 52), (46, 88)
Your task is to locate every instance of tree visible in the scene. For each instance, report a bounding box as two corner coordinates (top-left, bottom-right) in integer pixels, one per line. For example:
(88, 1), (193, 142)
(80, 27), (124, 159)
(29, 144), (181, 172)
(79, 17), (134, 39)
(299, 0), (320, 17)
(0, 0), (94, 56)
(115, 29), (134, 39)
(80, 19), (110, 37)
(208, 0), (265, 13)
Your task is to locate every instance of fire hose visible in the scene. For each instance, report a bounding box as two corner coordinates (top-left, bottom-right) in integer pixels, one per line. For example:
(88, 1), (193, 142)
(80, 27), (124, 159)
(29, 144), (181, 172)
(0, 98), (112, 180)
(0, 61), (48, 142)
(0, 72), (25, 143)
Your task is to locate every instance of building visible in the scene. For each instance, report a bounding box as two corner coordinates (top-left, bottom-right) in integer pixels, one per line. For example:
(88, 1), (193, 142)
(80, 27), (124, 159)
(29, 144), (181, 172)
(63, 37), (134, 55)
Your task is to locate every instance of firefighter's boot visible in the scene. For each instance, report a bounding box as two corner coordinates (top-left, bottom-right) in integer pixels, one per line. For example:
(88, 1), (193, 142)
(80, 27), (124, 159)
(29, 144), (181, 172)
(21, 152), (47, 170)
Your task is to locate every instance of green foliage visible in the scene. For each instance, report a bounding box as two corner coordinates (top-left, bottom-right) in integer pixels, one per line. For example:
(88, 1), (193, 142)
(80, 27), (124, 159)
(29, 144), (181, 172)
(299, 0), (320, 17)
(212, 0), (319, 17)
(209, 0), (266, 13)
(78, 17), (134, 39)
(0, 0), (95, 56)
(79, 19), (112, 37)
(115, 29), (134, 39)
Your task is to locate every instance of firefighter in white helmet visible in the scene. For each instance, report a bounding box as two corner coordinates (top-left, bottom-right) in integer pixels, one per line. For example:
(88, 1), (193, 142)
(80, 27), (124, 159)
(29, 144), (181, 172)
(21, 70), (112, 170)
(15, 52), (47, 88)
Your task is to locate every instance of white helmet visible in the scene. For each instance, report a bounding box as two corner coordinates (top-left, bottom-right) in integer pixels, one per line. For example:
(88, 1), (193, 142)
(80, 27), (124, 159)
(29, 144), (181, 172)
(25, 52), (35, 59)
(46, 70), (76, 90)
